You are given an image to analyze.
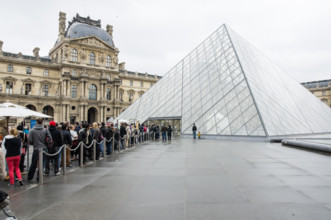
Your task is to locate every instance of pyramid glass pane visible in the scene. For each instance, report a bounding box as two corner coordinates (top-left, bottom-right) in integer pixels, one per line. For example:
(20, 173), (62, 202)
(117, 24), (331, 138)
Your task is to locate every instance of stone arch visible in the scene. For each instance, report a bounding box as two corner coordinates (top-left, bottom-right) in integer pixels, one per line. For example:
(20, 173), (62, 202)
(26, 104), (37, 111)
(87, 106), (99, 124)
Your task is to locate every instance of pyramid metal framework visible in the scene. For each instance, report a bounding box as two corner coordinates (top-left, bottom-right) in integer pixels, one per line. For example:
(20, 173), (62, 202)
(117, 24), (331, 137)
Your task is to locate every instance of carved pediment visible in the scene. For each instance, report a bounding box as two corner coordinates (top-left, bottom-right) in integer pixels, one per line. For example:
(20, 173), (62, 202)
(22, 78), (35, 85)
(40, 80), (52, 87)
(72, 37), (111, 49)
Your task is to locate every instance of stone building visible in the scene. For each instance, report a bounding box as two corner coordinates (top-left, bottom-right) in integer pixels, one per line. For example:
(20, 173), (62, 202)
(301, 79), (331, 108)
(0, 12), (161, 125)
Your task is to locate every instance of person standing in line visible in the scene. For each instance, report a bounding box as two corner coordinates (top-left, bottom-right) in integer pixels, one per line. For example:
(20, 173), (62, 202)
(28, 118), (49, 182)
(105, 125), (113, 155)
(69, 125), (78, 161)
(161, 124), (167, 142)
(192, 123), (197, 139)
(100, 122), (106, 157)
(167, 125), (173, 142)
(92, 122), (102, 160)
(61, 124), (72, 167)
(45, 121), (62, 176)
(17, 125), (28, 174)
(78, 123), (88, 166)
(126, 124), (131, 147)
(120, 123), (127, 150)
(2, 128), (24, 187)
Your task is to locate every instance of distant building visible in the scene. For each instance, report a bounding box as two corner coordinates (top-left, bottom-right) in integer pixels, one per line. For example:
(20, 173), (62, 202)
(301, 79), (331, 108)
(0, 12), (161, 125)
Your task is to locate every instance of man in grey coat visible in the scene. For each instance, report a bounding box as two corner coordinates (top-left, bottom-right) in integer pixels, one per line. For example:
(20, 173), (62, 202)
(28, 118), (51, 182)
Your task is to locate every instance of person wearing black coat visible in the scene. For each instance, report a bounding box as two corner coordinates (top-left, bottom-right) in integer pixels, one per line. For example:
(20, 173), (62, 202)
(114, 127), (120, 151)
(105, 125), (113, 155)
(45, 121), (63, 176)
(120, 123), (127, 150)
(78, 123), (88, 165)
(167, 125), (173, 142)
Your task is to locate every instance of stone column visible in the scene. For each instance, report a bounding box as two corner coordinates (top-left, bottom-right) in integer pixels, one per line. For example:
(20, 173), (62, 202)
(80, 105), (84, 122)
(63, 105), (66, 122)
(85, 82), (88, 98)
(66, 104), (70, 122)
(63, 80), (66, 96)
(81, 82), (84, 98)
(67, 80), (70, 97)
(100, 106), (103, 123)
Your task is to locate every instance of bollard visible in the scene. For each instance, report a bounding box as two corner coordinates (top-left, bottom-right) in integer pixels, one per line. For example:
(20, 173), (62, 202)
(63, 145), (66, 175)
(38, 149), (43, 185)
(112, 134), (115, 158)
(80, 143), (83, 168)
(103, 139), (106, 157)
(93, 140), (96, 163)
(27, 145), (30, 171)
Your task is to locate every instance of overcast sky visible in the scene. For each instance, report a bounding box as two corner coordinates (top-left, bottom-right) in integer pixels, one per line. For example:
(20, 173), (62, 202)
(0, 0), (330, 82)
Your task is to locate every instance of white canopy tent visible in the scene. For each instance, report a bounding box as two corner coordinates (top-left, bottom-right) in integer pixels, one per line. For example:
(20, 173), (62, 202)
(0, 102), (52, 131)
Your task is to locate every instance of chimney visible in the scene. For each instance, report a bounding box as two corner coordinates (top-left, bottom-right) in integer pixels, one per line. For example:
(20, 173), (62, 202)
(106, 24), (113, 37)
(33, 47), (40, 59)
(119, 62), (126, 71)
(58, 12), (66, 41)
(0, 41), (3, 55)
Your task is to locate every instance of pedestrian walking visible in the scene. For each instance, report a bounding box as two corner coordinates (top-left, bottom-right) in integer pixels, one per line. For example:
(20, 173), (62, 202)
(161, 124), (167, 142)
(192, 123), (197, 139)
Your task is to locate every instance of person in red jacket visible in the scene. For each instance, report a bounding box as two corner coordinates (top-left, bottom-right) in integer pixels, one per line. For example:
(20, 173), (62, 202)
(2, 128), (23, 187)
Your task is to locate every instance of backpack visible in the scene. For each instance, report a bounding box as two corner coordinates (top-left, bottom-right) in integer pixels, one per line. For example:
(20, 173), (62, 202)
(45, 129), (54, 150)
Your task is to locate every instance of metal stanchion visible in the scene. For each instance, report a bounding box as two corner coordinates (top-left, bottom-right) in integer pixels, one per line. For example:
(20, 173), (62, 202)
(80, 143), (83, 168)
(112, 134), (115, 158)
(38, 149), (43, 185)
(63, 145), (66, 175)
(27, 145), (30, 171)
(103, 139), (106, 157)
(93, 140), (96, 163)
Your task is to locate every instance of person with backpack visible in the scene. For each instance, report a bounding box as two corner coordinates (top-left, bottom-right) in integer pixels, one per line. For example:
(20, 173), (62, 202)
(120, 123), (127, 150)
(105, 125), (113, 155)
(2, 128), (24, 187)
(28, 118), (50, 182)
(45, 121), (62, 176)
(78, 123), (88, 166)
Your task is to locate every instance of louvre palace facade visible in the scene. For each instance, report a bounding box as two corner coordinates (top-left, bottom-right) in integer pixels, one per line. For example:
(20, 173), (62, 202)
(0, 12), (161, 124)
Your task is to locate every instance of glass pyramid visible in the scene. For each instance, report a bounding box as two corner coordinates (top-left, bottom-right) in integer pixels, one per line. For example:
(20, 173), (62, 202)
(117, 24), (331, 137)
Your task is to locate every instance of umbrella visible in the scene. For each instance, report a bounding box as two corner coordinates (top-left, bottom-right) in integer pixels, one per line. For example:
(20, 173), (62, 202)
(0, 102), (51, 131)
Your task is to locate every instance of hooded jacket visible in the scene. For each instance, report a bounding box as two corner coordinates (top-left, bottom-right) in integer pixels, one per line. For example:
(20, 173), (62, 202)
(48, 126), (63, 148)
(28, 124), (48, 150)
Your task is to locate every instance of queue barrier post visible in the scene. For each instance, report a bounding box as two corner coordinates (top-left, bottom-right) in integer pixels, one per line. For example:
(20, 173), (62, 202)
(80, 143), (83, 168)
(38, 149), (43, 185)
(103, 139), (106, 157)
(93, 140), (96, 163)
(63, 145), (66, 175)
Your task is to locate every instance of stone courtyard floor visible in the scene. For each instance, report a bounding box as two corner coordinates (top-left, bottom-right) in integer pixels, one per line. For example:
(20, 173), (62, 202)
(2, 138), (331, 220)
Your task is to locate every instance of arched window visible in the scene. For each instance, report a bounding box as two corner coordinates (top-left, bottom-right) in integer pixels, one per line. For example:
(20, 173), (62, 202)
(90, 52), (96, 65)
(89, 84), (97, 100)
(71, 49), (78, 62)
(106, 55), (111, 67)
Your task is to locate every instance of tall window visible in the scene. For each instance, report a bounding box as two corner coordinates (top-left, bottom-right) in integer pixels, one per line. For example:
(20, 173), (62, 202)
(129, 93), (133, 102)
(89, 52), (96, 65)
(26, 67), (32, 75)
(0, 84), (2, 93)
(25, 83), (31, 95)
(140, 81), (143, 87)
(6, 81), (13, 94)
(89, 84), (97, 100)
(106, 88), (111, 100)
(7, 64), (13, 72)
(107, 74), (110, 80)
(71, 85), (77, 98)
(72, 69), (77, 76)
(42, 85), (49, 96)
(130, 80), (133, 86)
(71, 49), (78, 62)
(119, 91), (123, 101)
(44, 69), (49, 77)
(106, 55), (111, 67)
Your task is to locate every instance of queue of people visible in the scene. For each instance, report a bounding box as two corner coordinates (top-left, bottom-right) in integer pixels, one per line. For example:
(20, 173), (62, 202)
(0, 119), (177, 187)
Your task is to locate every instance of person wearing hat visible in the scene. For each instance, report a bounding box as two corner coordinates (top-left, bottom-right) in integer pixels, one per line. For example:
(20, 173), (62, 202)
(45, 121), (62, 176)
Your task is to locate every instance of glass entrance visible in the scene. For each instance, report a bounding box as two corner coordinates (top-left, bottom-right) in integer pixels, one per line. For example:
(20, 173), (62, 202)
(146, 119), (181, 138)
